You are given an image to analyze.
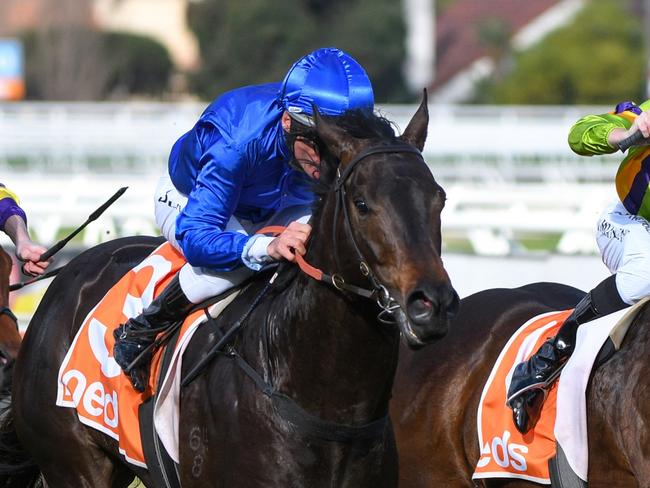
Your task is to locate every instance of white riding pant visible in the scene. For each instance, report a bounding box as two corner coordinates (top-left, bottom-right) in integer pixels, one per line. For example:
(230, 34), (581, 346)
(596, 200), (650, 305)
(154, 175), (311, 303)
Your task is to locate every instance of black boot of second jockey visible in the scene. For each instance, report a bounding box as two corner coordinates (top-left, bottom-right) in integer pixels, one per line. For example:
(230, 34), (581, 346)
(507, 274), (629, 434)
(113, 274), (194, 392)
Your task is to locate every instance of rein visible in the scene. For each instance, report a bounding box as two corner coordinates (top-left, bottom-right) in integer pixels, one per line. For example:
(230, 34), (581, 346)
(257, 226), (377, 299)
(10, 187), (128, 291)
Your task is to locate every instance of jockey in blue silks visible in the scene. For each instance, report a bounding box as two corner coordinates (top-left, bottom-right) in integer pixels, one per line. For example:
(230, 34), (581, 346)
(113, 47), (375, 392)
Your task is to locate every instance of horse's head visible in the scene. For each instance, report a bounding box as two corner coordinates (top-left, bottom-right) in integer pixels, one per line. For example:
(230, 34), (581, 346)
(312, 92), (459, 348)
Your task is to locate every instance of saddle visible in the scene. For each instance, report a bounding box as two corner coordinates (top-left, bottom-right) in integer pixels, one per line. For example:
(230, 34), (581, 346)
(141, 264), (283, 487)
(56, 242), (272, 470)
(473, 298), (648, 486)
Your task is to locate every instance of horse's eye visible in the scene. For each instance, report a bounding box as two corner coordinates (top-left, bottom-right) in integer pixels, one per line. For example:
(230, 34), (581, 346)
(354, 199), (369, 215)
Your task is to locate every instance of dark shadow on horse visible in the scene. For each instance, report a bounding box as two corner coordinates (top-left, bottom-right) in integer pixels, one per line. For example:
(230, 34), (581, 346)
(392, 280), (650, 487)
(0, 248), (21, 405)
(0, 96), (460, 487)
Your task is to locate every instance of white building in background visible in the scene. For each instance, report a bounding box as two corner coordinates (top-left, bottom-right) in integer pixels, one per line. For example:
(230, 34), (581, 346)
(403, 0), (435, 92)
(0, 102), (620, 257)
(93, 0), (200, 71)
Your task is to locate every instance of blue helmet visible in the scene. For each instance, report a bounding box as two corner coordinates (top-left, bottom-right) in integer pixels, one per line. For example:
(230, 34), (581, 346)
(279, 47), (374, 126)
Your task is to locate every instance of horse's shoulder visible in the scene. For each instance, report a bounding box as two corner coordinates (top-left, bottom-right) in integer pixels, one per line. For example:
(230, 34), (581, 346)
(183, 264), (297, 365)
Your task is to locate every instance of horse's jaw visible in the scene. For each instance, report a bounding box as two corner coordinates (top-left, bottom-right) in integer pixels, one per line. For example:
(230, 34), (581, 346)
(393, 301), (457, 350)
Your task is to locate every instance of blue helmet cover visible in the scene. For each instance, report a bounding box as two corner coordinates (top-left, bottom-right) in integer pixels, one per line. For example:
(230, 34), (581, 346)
(280, 47), (374, 119)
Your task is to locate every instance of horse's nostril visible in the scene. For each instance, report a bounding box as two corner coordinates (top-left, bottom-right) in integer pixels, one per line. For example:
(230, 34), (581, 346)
(407, 285), (459, 324)
(407, 291), (434, 322)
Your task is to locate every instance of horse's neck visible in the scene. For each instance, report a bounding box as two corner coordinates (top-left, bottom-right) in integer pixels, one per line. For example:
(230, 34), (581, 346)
(262, 221), (399, 424)
(0, 248), (12, 306)
(0, 248), (19, 360)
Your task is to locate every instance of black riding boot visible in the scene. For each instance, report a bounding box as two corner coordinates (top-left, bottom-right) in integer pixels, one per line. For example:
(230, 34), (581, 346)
(113, 274), (194, 392)
(507, 274), (628, 434)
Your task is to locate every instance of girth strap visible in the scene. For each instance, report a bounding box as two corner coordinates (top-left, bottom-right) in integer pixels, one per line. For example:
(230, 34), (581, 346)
(229, 349), (389, 443)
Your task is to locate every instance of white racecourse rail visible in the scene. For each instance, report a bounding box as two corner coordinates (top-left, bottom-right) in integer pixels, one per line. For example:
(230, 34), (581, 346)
(0, 102), (625, 255)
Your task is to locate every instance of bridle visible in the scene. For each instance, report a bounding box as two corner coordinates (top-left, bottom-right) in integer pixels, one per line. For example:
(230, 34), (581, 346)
(264, 142), (425, 323)
(0, 307), (17, 326)
(333, 143), (424, 320)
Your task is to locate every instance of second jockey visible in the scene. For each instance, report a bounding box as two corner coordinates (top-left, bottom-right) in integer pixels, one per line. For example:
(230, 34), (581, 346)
(0, 184), (51, 276)
(113, 47), (375, 392)
(507, 100), (650, 433)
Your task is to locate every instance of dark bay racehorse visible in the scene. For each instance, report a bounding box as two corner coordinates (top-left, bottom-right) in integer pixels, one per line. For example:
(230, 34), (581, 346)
(0, 248), (20, 399)
(0, 97), (459, 487)
(392, 281), (650, 487)
(392, 283), (583, 488)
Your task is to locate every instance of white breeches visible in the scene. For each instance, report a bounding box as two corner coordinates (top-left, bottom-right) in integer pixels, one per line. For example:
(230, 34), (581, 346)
(153, 175), (311, 303)
(596, 200), (650, 304)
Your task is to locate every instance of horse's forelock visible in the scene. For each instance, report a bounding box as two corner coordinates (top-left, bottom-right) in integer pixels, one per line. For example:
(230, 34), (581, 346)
(327, 110), (397, 141)
(314, 110), (399, 187)
(307, 110), (404, 227)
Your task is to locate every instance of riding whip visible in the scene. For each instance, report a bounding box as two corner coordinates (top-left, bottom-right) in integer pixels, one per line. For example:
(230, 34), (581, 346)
(9, 265), (65, 291)
(13, 186), (128, 287)
(617, 130), (649, 152)
(38, 186), (128, 262)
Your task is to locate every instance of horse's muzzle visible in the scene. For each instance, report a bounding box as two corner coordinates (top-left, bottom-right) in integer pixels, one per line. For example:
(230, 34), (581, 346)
(403, 283), (459, 347)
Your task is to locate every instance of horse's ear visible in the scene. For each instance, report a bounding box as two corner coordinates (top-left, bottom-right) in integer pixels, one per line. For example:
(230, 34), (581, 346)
(313, 106), (361, 162)
(399, 89), (429, 151)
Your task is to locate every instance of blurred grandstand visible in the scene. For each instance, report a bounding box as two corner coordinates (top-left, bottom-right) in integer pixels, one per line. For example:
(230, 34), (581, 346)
(0, 102), (618, 255)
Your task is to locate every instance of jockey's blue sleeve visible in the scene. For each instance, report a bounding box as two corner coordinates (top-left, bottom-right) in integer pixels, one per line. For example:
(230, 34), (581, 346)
(170, 83), (316, 271)
(175, 136), (252, 271)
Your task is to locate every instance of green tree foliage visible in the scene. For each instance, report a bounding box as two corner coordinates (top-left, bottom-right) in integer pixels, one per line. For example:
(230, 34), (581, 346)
(21, 27), (110, 100)
(187, 0), (410, 102)
(479, 0), (645, 104)
(104, 32), (173, 97)
(20, 28), (172, 100)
